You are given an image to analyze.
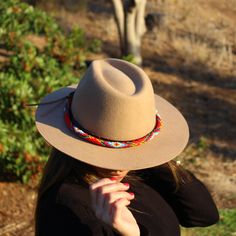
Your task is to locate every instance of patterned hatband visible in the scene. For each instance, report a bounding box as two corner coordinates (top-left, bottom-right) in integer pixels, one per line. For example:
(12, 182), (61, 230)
(64, 92), (162, 148)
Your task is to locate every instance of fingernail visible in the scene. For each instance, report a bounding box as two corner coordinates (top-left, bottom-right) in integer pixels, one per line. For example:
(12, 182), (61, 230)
(129, 192), (135, 197)
(109, 177), (117, 181)
(123, 183), (129, 187)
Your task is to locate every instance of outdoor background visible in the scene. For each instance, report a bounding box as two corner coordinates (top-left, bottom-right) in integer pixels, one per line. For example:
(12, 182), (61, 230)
(0, 0), (235, 235)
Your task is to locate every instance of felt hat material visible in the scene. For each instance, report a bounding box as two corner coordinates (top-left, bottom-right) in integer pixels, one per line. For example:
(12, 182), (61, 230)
(35, 58), (189, 170)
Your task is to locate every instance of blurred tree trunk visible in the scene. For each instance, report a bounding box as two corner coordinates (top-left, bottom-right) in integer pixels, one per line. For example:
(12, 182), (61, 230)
(111, 0), (147, 65)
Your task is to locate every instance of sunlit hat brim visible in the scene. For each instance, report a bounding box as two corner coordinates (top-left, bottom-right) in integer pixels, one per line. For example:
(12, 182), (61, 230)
(35, 85), (189, 170)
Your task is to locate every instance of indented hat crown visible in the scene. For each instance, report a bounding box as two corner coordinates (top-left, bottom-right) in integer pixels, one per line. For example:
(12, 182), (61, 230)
(36, 58), (189, 169)
(71, 58), (156, 141)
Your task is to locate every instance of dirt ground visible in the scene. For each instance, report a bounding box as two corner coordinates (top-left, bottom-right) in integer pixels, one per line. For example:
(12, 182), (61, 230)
(0, 0), (236, 235)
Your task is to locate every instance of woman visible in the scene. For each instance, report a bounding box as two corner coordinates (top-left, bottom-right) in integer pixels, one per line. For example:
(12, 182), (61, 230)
(35, 58), (219, 236)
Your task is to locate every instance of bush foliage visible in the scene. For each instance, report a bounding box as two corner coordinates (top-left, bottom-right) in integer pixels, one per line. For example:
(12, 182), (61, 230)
(0, 0), (100, 182)
(181, 209), (236, 236)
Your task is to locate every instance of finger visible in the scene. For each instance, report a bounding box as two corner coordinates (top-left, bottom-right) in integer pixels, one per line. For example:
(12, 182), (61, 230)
(90, 178), (116, 209)
(104, 191), (134, 214)
(104, 191), (134, 208)
(110, 198), (131, 222)
(90, 180), (129, 220)
(95, 182), (130, 210)
(96, 182), (130, 197)
(91, 181), (130, 209)
(103, 192), (134, 215)
(90, 178), (116, 191)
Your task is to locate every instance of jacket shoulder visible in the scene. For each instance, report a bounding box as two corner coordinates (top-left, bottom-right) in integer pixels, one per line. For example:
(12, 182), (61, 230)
(56, 182), (92, 218)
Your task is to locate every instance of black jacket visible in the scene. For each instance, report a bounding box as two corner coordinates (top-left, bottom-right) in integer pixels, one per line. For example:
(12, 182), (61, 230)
(37, 166), (219, 236)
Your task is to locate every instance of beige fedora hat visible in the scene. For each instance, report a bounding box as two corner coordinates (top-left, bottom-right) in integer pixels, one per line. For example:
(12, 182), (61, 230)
(35, 58), (189, 170)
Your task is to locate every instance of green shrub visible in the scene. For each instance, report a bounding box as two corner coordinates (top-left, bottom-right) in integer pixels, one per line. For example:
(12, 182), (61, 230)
(0, 0), (100, 183)
(181, 209), (236, 236)
(121, 54), (136, 64)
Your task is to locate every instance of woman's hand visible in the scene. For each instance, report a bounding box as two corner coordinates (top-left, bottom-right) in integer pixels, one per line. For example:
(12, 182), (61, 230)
(90, 178), (140, 236)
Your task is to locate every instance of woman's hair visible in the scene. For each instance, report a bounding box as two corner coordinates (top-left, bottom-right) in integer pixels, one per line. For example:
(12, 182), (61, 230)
(166, 160), (193, 189)
(35, 148), (99, 235)
(35, 147), (192, 234)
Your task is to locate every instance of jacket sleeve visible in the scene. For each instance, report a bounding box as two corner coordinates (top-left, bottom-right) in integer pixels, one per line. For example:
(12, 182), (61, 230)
(51, 203), (149, 236)
(49, 203), (101, 235)
(138, 164), (219, 228)
(54, 182), (121, 236)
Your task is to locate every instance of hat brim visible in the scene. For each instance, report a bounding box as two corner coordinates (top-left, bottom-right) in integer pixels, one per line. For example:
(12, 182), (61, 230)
(35, 85), (189, 170)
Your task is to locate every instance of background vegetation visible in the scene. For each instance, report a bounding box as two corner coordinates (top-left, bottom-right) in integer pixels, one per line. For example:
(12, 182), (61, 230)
(182, 209), (236, 236)
(0, 0), (100, 183)
(0, 0), (235, 235)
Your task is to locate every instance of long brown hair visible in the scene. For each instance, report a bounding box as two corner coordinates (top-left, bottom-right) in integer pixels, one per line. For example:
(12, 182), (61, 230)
(35, 148), (192, 234)
(35, 148), (100, 235)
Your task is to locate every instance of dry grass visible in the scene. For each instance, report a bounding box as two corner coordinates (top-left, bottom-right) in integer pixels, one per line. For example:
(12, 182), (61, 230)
(146, 0), (236, 77)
